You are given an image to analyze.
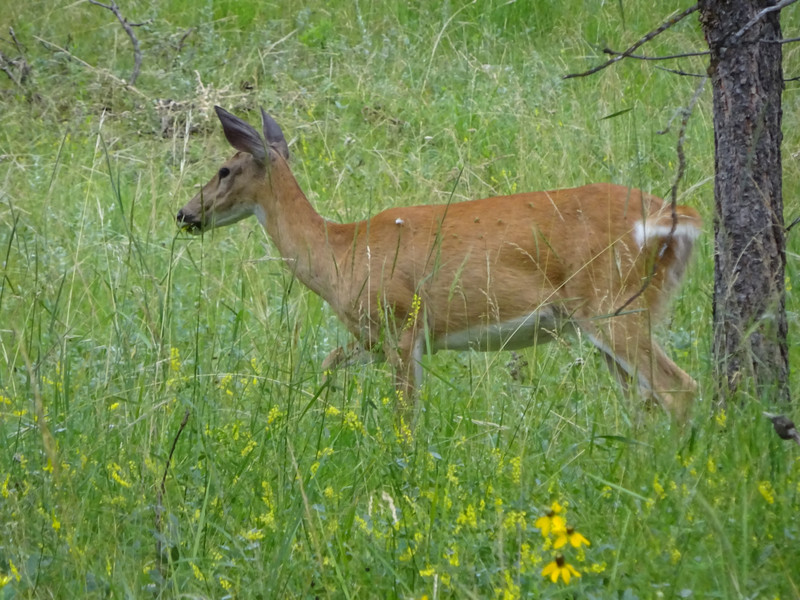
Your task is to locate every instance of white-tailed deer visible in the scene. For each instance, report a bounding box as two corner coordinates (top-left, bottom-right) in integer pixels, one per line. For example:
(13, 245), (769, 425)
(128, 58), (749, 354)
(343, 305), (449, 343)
(178, 107), (701, 420)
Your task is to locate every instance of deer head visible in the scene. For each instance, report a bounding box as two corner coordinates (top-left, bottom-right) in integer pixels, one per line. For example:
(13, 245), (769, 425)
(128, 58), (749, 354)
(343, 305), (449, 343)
(177, 106), (290, 233)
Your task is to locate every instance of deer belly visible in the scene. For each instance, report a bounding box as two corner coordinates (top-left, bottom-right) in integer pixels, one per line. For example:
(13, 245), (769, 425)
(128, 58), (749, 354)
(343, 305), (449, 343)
(433, 308), (562, 352)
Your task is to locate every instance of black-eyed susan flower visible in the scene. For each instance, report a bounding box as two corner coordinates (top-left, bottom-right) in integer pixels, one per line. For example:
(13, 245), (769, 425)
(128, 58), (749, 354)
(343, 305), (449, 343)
(553, 526), (590, 549)
(541, 554), (581, 583)
(535, 501), (566, 537)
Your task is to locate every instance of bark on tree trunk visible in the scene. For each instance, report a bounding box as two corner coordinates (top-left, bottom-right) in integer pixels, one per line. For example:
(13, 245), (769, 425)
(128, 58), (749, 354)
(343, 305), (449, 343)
(699, 0), (789, 403)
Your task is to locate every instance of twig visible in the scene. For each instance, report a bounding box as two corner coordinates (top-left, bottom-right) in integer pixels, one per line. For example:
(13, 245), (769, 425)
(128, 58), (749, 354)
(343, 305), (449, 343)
(786, 215), (800, 231)
(655, 65), (706, 78)
(155, 409), (191, 569)
(764, 35), (800, 44)
(0, 51), (19, 85)
(1, 27), (31, 86)
(88, 0), (149, 86)
(9, 27), (25, 54)
(613, 77), (707, 317)
(564, 4), (699, 79)
(34, 35), (148, 98)
(602, 48), (709, 61)
(176, 27), (194, 54)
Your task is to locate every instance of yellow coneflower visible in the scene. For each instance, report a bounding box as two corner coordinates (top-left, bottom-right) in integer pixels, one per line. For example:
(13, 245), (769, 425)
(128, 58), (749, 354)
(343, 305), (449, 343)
(541, 554), (581, 584)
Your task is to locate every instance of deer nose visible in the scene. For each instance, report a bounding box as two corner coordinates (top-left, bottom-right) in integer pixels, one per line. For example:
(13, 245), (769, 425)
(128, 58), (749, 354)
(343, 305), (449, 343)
(176, 209), (200, 232)
(176, 208), (196, 225)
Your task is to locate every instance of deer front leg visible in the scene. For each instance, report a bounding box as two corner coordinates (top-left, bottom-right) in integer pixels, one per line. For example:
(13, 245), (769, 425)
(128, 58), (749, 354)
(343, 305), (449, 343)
(385, 319), (425, 434)
(321, 340), (384, 382)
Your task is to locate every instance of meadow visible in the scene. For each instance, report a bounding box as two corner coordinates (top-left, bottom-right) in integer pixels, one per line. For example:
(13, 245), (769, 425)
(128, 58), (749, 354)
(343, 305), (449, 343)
(1, 1), (800, 597)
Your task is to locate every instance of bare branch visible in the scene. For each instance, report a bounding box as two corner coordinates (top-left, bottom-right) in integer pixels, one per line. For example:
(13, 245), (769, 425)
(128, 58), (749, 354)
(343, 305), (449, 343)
(655, 65), (706, 77)
(0, 29), (31, 86)
(614, 77), (707, 317)
(35, 35), (148, 98)
(727, 0), (799, 49)
(9, 27), (25, 54)
(88, 0), (148, 86)
(176, 27), (194, 54)
(602, 48), (709, 61)
(763, 35), (800, 44)
(564, 4), (699, 79)
(0, 51), (20, 85)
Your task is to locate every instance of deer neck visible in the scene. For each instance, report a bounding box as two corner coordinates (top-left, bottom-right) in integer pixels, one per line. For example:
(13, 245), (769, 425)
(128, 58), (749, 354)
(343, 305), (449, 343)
(257, 169), (341, 300)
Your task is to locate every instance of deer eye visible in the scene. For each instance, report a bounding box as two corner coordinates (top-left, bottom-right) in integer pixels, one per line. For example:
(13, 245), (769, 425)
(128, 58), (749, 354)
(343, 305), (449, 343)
(219, 167), (230, 179)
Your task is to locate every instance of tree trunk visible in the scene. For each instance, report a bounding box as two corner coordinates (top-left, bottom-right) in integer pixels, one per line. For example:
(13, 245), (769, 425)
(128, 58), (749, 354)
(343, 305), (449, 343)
(699, 0), (789, 403)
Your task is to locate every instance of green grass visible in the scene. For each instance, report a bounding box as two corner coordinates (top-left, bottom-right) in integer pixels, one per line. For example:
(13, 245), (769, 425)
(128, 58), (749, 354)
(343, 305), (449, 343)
(2, 1), (800, 597)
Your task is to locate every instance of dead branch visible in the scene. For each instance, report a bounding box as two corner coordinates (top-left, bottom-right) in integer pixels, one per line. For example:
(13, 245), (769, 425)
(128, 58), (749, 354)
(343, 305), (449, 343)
(655, 65), (706, 77)
(155, 409), (190, 570)
(726, 0), (799, 51)
(176, 27), (194, 54)
(614, 77), (707, 317)
(0, 50), (20, 85)
(564, 4), (699, 79)
(88, 0), (149, 86)
(35, 35), (148, 98)
(763, 35), (800, 44)
(9, 27), (25, 54)
(602, 48), (709, 61)
(0, 27), (31, 86)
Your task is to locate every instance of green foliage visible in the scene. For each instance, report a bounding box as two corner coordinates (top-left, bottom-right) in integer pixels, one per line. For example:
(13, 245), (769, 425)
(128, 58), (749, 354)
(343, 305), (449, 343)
(1, 0), (800, 598)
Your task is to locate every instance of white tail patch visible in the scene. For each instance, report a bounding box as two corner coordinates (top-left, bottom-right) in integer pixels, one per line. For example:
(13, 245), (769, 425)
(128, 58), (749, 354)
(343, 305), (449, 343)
(633, 213), (702, 294)
(633, 218), (701, 250)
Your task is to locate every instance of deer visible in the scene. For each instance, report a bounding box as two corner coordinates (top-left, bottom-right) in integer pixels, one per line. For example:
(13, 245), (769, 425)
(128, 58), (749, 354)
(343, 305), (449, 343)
(177, 106), (701, 422)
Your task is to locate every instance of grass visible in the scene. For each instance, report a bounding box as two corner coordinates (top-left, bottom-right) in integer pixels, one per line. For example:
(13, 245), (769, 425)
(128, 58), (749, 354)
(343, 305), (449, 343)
(1, 0), (800, 597)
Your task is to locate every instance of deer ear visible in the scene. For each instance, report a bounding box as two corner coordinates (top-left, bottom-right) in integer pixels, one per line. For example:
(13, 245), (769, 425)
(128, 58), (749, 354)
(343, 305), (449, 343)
(215, 106), (267, 163)
(261, 108), (290, 160)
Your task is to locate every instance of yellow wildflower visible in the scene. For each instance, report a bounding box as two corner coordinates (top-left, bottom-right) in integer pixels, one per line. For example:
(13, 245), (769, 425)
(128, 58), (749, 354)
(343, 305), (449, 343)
(553, 527), (590, 549)
(653, 475), (666, 500)
(8, 560), (20, 582)
(241, 528), (265, 541)
(758, 481), (775, 505)
(266, 406), (283, 427)
(589, 562), (607, 573)
(509, 455), (522, 484)
(170, 347), (181, 372)
(541, 555), (581, 584)
(190, 562), (205, 581)
(108, 462), (131, 488)
(535, 502), (566, 537)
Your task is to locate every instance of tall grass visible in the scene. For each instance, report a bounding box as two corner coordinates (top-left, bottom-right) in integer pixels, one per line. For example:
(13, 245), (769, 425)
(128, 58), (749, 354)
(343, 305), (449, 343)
(1, 1), (799, 597)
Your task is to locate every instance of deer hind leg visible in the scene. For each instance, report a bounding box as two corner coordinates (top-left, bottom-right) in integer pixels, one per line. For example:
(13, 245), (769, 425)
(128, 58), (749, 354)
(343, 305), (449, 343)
(579, 313), (696, 421)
